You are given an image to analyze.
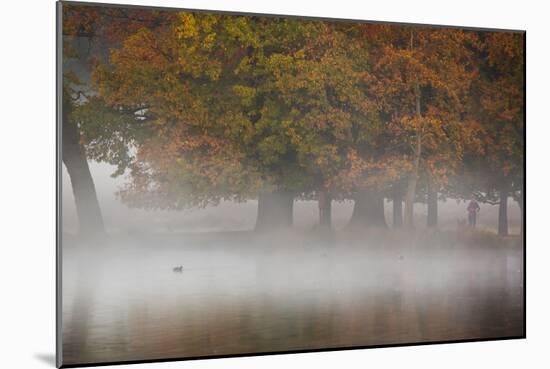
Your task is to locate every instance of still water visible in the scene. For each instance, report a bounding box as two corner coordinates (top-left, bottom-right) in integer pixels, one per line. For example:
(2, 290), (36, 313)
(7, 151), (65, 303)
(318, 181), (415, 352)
(62, 231), (524, 365)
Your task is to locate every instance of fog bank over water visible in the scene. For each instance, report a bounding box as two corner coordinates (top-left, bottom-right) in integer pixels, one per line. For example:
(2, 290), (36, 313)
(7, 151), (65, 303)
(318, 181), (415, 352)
(62, 228), (524, 365)
(61, 161), (524, 366)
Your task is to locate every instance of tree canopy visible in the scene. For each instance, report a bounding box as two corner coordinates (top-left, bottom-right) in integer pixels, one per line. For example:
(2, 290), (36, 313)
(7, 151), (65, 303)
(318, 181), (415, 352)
(62, 3), (524, 232)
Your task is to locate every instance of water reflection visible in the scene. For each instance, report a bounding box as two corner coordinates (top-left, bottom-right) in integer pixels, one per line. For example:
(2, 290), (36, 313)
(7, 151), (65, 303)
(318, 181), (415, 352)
(62, 232), (524, 365)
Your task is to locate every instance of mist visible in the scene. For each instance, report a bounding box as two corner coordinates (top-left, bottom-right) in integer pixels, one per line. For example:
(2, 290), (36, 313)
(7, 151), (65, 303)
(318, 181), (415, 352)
(61, 161), (524, 365)
(62, 161), (522, 235)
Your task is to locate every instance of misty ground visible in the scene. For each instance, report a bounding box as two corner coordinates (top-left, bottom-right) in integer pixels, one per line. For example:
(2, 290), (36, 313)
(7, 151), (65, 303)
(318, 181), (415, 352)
(62, 163), (522, 236)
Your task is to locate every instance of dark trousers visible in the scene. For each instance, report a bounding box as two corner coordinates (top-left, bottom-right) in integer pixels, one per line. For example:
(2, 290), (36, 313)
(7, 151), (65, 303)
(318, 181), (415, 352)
(468, 212), (477, 227)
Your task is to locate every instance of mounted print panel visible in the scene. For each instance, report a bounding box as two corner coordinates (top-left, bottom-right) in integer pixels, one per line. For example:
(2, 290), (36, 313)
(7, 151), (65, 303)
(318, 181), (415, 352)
(57, 1), (525, 367)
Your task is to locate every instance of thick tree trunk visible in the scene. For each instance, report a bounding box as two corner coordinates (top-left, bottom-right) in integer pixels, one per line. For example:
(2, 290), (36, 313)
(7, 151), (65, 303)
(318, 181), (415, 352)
(255, 191), (294, 231)
(498, 188), (509, 236)
(348, 189), (387, 228)
(404, 82), (423, 229)
(404, 177), (417, 228)
(318, 190), (332, 229)
(62, 104), (105, 237)
(392, 185), (403, 228)
(427, 181), (438, 228)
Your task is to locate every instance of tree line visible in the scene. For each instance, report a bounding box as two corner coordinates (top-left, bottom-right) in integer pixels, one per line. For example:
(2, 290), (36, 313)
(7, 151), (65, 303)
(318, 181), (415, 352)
(61, 4), (524, 237)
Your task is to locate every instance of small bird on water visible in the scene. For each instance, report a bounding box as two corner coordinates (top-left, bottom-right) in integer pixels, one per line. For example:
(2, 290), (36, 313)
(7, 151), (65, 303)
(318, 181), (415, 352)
(172, 265), (183, 273)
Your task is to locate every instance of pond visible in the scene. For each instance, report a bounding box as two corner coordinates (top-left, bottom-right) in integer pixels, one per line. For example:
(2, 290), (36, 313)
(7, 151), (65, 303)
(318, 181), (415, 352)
(61, 231), (524, 365)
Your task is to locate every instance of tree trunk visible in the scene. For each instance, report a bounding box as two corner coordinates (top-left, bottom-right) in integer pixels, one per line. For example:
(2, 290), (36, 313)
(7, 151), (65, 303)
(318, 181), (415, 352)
(427, 181), (438, 228)
(404, 176), (417, 228)
(392, 185), (403, 228)
(498, 188), (509, 236)
(255, 191), (294, 231)
(62, 103), (105, 237)
(404, 84), (422, 228)
(348, 189), (387, 228)
(404, 34), (423, 229)
(318, 190), (332, 229)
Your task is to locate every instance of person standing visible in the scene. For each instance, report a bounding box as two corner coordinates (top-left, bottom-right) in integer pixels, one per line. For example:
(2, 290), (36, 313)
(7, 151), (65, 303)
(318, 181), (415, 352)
(467, 198), (480, 227)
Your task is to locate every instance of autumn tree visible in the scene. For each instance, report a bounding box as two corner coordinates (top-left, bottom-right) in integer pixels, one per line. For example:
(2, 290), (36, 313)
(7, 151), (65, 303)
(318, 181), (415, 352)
(467, 32), (524, 236)
(361, 25), (478, 228)
(62, 6), (106, 237)
(91, 13), (303, 229)
(93, 12), (386, 230)
(268, 22), (378, 229)
(61, 3), (176, 236)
